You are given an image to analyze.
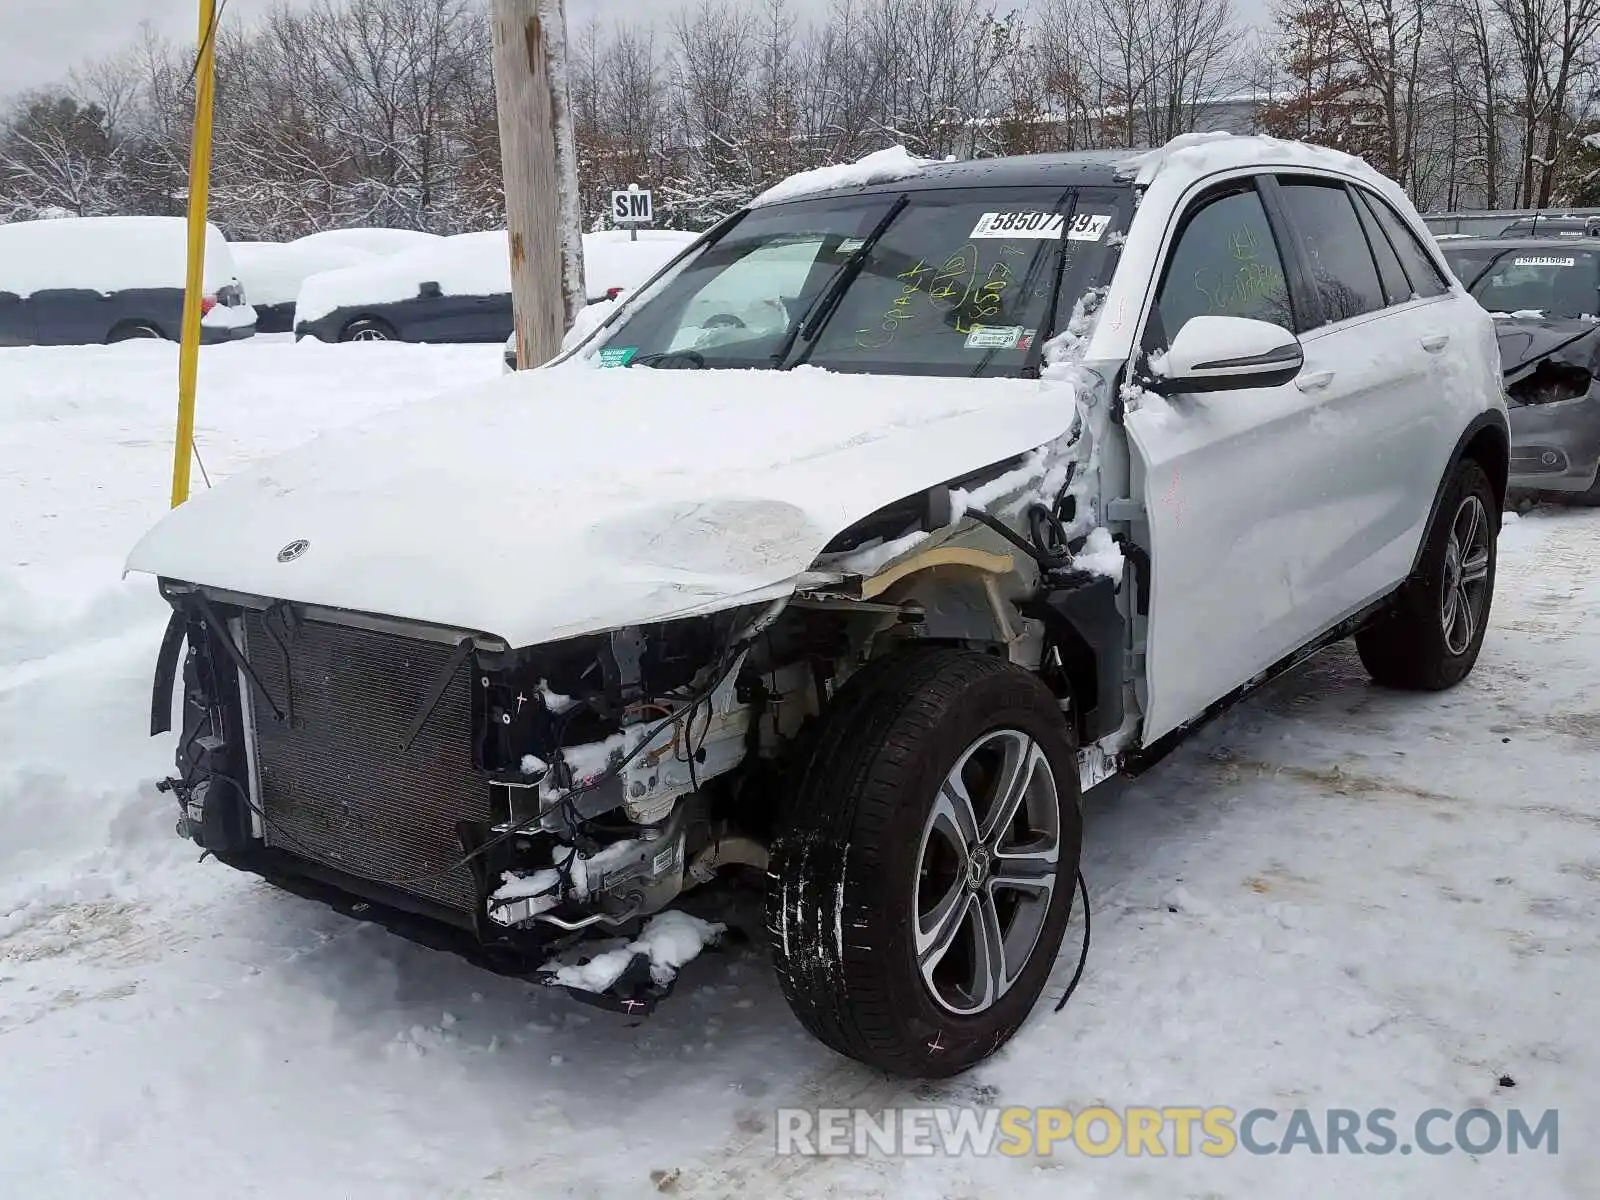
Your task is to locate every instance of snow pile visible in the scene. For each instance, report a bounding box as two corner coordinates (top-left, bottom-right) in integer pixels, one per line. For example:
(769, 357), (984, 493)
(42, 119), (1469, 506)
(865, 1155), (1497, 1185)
(543, 910), (726, 992)
(201, 302), (259, 332)
(297, 230), (699, 324)
(0, 216), (242, 296)
(753, 145), (934, 206)
(232, 240), (378, 307)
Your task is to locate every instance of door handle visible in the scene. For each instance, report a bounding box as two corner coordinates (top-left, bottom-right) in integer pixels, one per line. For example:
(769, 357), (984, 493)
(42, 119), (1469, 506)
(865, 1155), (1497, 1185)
(1296, 370), (1334, 392)
(1421, 333), (1450, 352)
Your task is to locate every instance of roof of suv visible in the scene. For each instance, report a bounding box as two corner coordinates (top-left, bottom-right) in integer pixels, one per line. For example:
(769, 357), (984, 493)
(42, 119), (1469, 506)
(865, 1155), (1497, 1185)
(775, 134), (1404, 208)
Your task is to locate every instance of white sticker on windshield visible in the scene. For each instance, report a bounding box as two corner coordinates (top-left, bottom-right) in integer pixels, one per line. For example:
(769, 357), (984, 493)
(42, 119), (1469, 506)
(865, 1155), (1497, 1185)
(836, 237), (867, 255)
(964, 324), (1026, 349)
(1514, 256), (1577, 267)
(970, 212), (1066, 239)
(1066, 213), (1112, 242)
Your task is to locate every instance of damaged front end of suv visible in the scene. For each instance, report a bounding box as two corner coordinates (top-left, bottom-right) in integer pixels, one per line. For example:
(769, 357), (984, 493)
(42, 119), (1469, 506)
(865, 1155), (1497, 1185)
(131, 161), (1143, 1073)
(146, 446), (1121, 1019)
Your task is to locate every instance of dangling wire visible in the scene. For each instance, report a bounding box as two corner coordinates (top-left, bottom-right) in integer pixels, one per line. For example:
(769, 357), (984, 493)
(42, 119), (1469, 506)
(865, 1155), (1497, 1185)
(1053, 869), (1091, 1012)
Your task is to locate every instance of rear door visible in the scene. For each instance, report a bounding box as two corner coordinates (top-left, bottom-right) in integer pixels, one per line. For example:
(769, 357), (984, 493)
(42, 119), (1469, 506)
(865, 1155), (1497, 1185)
(1265, 176), (1447, 619)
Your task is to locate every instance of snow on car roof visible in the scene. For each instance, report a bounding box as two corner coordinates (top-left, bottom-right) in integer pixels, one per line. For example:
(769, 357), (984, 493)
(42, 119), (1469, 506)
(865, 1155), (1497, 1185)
(0, 215), (240, 297)
(1120, 131), (1406, 201)
(752, 145), (938, 206)
(750, 134), (1404, 210)
(291, 228), (442, 256)
(295, 229), (700, 325)
(231, 240), (379, 308)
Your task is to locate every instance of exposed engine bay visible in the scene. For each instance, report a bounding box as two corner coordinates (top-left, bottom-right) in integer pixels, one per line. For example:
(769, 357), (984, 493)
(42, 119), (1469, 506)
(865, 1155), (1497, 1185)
(152, 452), (1128, 1013)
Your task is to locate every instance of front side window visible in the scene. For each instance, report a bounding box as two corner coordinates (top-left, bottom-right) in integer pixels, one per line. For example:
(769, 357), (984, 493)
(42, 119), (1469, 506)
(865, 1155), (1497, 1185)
(1457, 248), (1600, 318)
(594, 187), (1121, 377)
(1155, 184), (1294, 337)
(1278, 180), (1385, 324)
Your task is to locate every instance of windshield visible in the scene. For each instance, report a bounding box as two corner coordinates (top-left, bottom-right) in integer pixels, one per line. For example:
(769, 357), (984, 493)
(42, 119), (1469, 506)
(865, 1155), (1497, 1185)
(593, 186), (1120, 377)
(1446, 246), (1600, 318)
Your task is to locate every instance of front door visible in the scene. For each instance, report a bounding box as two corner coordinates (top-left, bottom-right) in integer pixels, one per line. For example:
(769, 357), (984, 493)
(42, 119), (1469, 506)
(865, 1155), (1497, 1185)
(1127, 176), (1369, 743)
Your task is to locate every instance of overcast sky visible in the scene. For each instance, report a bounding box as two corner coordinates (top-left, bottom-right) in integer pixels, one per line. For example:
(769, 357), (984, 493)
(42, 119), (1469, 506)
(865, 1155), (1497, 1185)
(1, 0), (1263, 98)
(0, 0), (675, 94)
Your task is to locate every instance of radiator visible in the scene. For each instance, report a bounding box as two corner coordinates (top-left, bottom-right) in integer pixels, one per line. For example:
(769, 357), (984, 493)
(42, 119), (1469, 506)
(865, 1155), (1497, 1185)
(241, 612), (491, 916)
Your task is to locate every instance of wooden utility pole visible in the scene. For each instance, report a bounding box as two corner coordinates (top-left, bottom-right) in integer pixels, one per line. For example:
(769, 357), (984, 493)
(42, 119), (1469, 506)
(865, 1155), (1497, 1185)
(490, 0), (585, 370)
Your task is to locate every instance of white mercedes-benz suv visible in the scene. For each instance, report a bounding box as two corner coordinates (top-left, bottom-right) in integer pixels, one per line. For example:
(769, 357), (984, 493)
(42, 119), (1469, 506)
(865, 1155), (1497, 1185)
(128, 133), (1507, 1077)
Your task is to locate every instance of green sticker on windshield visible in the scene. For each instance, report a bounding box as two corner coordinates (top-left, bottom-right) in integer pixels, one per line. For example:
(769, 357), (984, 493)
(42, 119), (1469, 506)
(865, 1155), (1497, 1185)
(598, 346), (638, 368)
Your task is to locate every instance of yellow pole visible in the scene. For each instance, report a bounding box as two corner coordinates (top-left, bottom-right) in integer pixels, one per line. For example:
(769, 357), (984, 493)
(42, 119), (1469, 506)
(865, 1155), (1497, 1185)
(170, 0), (219, 508)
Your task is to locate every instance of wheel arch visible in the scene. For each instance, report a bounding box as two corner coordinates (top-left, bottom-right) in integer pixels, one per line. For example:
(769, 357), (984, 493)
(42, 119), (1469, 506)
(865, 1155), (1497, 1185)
(340, 313), (399, 341)
(106, 317), (166, 342)
(1410, 411), (1509, 577)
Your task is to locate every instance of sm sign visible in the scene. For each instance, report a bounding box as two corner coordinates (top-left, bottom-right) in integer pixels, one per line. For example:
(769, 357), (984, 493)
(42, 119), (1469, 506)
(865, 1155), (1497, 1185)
(611, 187), (654, 224)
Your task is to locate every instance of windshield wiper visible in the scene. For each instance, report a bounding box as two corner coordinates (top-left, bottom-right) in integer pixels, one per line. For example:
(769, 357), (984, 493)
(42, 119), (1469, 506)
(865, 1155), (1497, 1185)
(772, 193), (910, 368)
(631, 350), (706, 369)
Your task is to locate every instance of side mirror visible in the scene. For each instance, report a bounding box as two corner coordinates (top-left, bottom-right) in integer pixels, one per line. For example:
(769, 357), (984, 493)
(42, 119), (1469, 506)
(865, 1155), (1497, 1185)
(1146, 315), (1304, 395)
(418, 280), (444, 300)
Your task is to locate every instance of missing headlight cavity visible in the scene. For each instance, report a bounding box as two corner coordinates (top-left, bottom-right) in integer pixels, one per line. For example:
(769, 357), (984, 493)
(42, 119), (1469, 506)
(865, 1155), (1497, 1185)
(1508, 359), (1593, 406)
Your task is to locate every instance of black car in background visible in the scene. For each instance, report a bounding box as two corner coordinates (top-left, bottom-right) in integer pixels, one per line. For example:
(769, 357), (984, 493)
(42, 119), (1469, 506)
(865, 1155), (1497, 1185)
(293, 229), (700, 344)
(1444, 236), (1600, 501)
(1496, 214), (1600, 239)
(0, 216), (256, 346)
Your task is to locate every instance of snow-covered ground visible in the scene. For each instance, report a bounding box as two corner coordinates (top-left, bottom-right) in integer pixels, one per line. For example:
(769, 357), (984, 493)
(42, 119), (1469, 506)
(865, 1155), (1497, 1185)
(2, 339), (1597, 1198)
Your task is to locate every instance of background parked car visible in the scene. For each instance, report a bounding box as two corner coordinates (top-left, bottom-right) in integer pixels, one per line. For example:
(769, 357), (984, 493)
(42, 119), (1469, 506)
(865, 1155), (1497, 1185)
(0, 215), (256, 346)
(1496, 214), (1600, 239)
(1444, 236), (1600, 502)
(294, 229), (701, 344)
(232, 240), (378, 334)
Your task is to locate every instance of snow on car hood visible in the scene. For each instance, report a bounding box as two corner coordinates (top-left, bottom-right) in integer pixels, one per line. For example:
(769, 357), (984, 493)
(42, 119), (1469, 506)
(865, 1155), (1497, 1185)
(126, 364), (1074, 647)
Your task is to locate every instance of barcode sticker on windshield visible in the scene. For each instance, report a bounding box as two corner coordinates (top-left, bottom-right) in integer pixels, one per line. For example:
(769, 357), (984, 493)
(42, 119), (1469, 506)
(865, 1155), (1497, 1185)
(1514, 256), (1577, 267)
(971, 212), (1066, 239)
(1066, 213), (1112, 241)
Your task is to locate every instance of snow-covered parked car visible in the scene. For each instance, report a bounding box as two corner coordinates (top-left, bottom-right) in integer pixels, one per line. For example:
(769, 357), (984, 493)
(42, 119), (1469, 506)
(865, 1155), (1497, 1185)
(231, 240), (378, 334)
(0, 216), (255, 345)
(296, 228), (700, 345)
(128, 134), (1507, 1078)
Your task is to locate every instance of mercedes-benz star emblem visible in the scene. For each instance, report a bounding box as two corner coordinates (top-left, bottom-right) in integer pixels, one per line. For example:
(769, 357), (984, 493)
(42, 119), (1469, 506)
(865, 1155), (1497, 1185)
(277, 539), (310, 563)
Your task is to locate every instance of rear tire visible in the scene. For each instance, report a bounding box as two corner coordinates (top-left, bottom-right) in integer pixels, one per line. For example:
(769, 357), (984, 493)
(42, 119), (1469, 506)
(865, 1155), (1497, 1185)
(341, 317), (397, 343)
(768, 649), (1082, 1077)
(1356, 458), (1498, 689)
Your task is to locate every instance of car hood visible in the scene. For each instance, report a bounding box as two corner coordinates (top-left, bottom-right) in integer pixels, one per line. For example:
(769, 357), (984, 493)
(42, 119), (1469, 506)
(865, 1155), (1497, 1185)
(1491, 314), (1600, 377)
(127, 363), (1074, 647)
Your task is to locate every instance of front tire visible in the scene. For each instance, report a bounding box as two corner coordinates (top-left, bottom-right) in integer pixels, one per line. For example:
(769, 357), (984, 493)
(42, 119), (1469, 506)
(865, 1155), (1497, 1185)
(768, 649), (1082, 1077)
(1356, 458), (1498, 689)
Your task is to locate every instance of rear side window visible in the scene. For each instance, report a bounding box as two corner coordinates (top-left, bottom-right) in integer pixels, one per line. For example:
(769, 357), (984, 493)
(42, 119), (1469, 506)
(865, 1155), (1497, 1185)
(1155, 185), (1294, 337)
(1278, 181), (1385, 324)
(1351, 189), (1411, 305)
(1359, 190), (1450, 298)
